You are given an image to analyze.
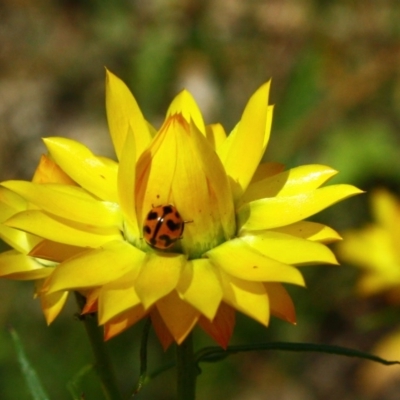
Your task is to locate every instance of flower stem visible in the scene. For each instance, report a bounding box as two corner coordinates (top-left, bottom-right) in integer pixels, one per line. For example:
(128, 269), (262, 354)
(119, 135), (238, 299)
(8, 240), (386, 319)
(175, 333), (197, 400)
(75, 292), (123, 400)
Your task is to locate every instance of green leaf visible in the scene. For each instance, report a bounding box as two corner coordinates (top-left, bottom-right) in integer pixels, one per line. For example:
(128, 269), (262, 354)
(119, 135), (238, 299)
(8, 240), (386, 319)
(10, 327), (50, 400)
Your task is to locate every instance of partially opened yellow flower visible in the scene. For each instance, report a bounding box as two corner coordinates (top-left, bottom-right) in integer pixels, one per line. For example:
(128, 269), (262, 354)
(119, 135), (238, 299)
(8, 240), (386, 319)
(338, 189), (400, 298)
(1, 70), (361, 349)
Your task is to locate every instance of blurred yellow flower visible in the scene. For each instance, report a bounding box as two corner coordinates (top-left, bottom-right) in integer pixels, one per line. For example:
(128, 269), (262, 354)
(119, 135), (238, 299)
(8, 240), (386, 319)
(0, 70), (361, 348)
(338, 189), (400, 298)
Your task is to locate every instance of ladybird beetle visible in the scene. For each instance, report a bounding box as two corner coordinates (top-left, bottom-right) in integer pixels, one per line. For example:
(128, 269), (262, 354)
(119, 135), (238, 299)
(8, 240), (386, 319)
(143, 204), (185, 250)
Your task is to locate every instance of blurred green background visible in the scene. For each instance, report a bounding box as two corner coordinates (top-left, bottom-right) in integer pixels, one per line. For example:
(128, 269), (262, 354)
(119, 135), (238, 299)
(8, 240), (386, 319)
(1, 0), (400, 399)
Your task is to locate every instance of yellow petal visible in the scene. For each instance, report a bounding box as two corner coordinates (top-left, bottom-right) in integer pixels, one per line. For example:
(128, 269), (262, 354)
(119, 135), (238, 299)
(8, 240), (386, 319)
(238, 184), (363, 231)
(156, 290), (200, 344)
(0, 250), (52, 280)
(43, 137), (118, 202)
(0, 186), (28, 214)
(2, 181), (122, 228)
(36, 280), (69, 324)
(104, 305), (147, 340)
(264, 282), (296, 324)
(117, 127), (139, 236)
(43, 241), (145, 293)
(206, 239), (305, 286)
(6, 210), (122, 248)
(105, 69), (152, 160)
(32, 154), (76, 185)
(240, 165), (338, 205)
(166, 90), (206, 134)
(239, 231), (338, 266)
(205, 123), (226, 150)
(0, 224), (42, 254)
(135, 252), (186, 309)
(182, 120), (235, 246)
(98, 270), (142, 324)
(177, 259), (222, 320)
(218, 82), (272, 201)
(0, 188), (40, 253)
(271, 221), (342, 243)
(217, 269), (270, 325)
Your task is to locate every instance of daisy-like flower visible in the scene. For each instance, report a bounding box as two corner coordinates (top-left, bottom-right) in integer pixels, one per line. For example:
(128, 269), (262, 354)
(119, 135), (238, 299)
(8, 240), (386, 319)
(1, 70), (361, 349)
(338, 189), (400, 299)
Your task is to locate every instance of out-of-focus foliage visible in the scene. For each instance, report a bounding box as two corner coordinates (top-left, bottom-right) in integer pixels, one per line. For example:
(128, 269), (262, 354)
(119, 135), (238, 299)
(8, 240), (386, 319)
(1, 1), (400, 399)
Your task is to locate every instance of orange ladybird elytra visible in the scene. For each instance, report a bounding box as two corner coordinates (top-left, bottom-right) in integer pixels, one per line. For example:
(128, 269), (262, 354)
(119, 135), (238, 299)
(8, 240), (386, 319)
(143, 204), (185, 250)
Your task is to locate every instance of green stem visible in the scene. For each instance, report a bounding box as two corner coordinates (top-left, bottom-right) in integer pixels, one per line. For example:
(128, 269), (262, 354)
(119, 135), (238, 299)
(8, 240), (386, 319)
(75, 292), (123, 400)
(176, 333), (197, 400)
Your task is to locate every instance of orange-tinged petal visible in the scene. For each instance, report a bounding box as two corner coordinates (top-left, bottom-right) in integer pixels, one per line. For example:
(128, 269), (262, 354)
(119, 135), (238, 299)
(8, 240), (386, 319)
(156, 290), (200, 344)
(205, 123), (226, 150)
(198, 302), (235, 349)
(135, 252), (186, 309)
(239, 231), (338, 266)
(264, 283), (296, 324)
(166, 90), (206, 134)
(43, 137), (118, 202)
(218, 82), (272, 201)
(32, 154), (76, 185)
(150, 308), (175, 350)
(250, 162), (285, 183)
(105, 69), (152, 161)
(104, 305), (147, 341)
(206, 239), (305, 286)
(29, 240), (86, 262)
(217, 269), (270, 325)
(2, 181), (122, 228)
(177, 259), (222, 320)
(238, 184), (363, 231)
(6, 210), (123, 248)
(98, 270), (142, 324)
(0, 250), (52, 280)
(82, 289), (100, 314)
(117, 128), (139, 236)
(271, 221), (342, 243)
(239, 165), (338, 205)
(43, 241), (145, 293)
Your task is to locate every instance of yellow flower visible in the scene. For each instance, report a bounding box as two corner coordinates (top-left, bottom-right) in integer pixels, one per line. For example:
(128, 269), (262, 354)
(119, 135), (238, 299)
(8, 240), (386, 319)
(1, 70), (362, 348)
(338, 189), (400, 298)
(0, 155), (84, 323)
